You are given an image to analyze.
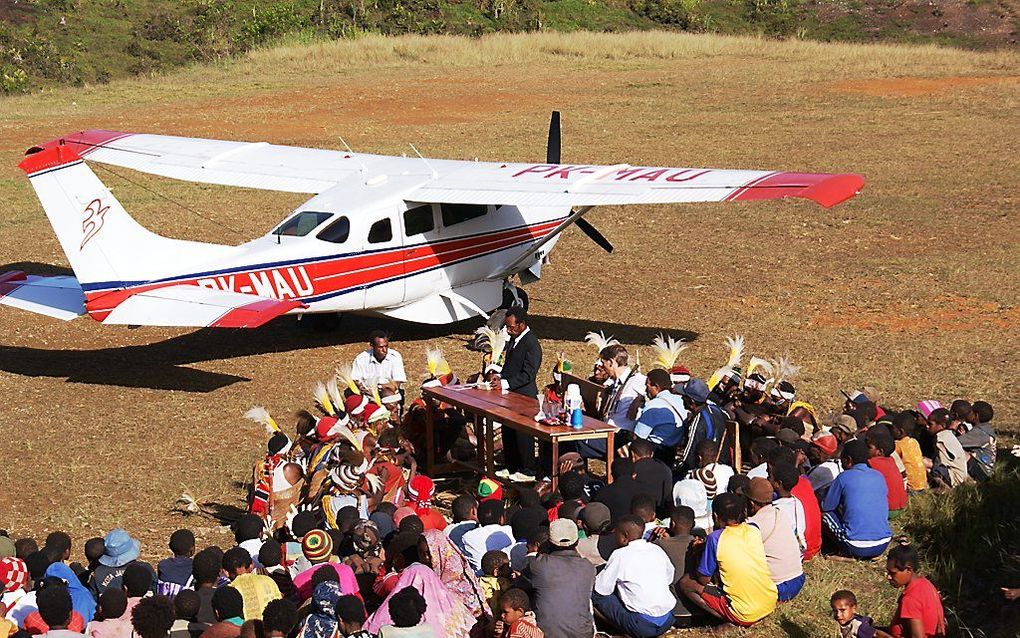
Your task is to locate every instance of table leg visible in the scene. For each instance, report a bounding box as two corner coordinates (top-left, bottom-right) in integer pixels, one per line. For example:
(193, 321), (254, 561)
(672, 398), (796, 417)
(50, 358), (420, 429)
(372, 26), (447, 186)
(473, 413), (485, 476)
(551, 438), (560, 492)
(425, 396), (436, 478)
(605, 431), (615, 484)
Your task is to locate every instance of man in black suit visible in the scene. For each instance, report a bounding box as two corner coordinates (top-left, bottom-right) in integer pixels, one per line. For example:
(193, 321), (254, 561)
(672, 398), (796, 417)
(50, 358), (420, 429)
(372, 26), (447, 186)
(490, 306), (542, 482)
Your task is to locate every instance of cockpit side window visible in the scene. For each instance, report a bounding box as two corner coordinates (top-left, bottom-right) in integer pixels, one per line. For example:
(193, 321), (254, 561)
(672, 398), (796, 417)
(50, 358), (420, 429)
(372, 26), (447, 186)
(317, 216), (351, 244)
(403, 204), (435, 236)
(273, 211), (332, 237)
(368, 218), (393, 244)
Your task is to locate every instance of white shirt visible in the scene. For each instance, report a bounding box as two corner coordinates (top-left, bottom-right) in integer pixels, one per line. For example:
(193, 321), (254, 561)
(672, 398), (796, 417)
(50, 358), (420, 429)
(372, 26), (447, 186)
(606, 368), (646, 432)
(445, 520), (478, 555)
(747, 463), (769, 479)
(461, 524), (515, 574)
(239, 538), (265, 568)
(6, 590), (36, 626)
(594, 539), (675, 616)
(773, 496), (807, 553)
(351, 348), (407, 384)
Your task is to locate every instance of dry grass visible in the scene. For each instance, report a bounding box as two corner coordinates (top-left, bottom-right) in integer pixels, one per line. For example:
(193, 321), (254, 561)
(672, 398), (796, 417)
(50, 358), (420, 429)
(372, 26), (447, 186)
(0, 30), (1018, 637)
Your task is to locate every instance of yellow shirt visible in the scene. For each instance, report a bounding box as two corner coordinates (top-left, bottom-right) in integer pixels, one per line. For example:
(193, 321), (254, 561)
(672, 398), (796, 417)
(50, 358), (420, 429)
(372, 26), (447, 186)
(230, 572), (282, 620)
(895, 437), (926, 491)
(479, 574), (510, 615)
(698, 523), (778, 623)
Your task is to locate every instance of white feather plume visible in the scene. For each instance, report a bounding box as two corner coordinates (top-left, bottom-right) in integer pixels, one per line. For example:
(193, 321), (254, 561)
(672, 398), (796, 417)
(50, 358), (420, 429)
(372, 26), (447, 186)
(244, 406), (281, 434)
(771, 355), (801, 385)
(474, 326), (509, 358)
(724, 335), (745, 368)
(335, 362), (359, 395)
(584, 331), (619, 354)
(313, 381), (336, 416)
(650, 333), (687, 370)
(425, 347), (451, 377)
(326, 377), (344, 411)
(746, 356), (774, 379)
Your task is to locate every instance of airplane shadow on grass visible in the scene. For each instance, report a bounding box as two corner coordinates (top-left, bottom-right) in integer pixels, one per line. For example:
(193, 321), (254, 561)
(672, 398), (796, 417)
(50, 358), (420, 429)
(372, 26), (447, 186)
(0, 269), (698, 393)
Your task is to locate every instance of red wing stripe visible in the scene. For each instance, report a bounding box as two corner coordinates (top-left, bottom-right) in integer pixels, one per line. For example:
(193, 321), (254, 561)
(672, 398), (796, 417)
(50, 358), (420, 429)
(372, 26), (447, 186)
(0, 270), (28, 299)
(26, 130), (134, 159)
(209, 299), (305, 328)
(18, 146), (83, 175)
(729, 172), (865, 208)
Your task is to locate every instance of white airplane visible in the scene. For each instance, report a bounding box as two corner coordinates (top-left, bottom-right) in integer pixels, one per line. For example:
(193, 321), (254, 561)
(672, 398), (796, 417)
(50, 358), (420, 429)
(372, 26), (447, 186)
(0, 114), (863, 328)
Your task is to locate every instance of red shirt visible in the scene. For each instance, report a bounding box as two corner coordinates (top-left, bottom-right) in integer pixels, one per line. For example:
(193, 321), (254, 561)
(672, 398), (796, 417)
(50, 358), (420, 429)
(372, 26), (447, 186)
(890, 576), (945, 637)
(869, 456), (908, 511)
(418, 508), (448, 531)
(791, 476), (822, 560)
(23, 611), (85, 635)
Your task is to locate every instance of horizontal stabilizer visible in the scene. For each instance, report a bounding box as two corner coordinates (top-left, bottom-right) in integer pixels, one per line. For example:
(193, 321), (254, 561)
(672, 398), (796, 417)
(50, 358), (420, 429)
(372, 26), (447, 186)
(0, 271), (86, 321)
(102, 284), (305, 328)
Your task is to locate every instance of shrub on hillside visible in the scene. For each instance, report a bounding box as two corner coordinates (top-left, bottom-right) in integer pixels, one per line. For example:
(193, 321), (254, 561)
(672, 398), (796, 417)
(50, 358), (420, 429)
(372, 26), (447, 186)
(745, 0), (800, 36)
(630, 0), (702, 29)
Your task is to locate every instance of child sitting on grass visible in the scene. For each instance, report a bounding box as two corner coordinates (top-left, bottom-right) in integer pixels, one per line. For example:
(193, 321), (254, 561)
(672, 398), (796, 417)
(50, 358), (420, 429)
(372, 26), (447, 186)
(866, 431), (908, 519)
(496, 588), (543, 638)
(875, 545), (946, 638)
(479, 550), (512, 616)
(890, 414), (926, 494)
(830, 589), (876, 638)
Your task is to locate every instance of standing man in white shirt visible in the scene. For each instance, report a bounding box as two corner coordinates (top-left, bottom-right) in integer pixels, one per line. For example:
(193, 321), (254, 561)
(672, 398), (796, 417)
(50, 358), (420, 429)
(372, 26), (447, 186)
(592, 515), (676, 637)
(351, 330), (408, 388)
(579, 344), (646, 460)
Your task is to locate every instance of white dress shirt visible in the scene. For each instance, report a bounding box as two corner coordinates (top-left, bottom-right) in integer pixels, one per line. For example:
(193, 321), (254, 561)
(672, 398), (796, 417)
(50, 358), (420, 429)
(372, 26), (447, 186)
(461, 523), (515, 574)
(605, 368), (646, 432)
(351, 348), (407, 384)
(594, 538), (675, 616)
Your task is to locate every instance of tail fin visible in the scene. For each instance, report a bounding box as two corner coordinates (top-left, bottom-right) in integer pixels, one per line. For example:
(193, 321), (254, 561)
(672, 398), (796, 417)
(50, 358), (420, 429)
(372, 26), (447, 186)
(19, 145), (228, 287)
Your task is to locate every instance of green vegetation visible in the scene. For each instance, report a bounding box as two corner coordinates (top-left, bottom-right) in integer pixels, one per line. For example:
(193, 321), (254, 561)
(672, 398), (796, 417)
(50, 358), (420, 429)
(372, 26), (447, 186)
(0, 0), (1014, 95)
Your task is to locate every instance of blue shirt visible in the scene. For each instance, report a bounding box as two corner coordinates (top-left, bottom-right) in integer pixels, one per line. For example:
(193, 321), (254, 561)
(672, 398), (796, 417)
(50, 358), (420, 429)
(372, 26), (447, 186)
(634, 392), (688, 446)
(821, 464), (891, 541)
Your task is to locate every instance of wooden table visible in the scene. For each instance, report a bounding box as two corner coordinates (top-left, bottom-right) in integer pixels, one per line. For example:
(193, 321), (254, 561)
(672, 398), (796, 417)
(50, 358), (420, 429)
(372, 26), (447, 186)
(422, 384), (617, 490)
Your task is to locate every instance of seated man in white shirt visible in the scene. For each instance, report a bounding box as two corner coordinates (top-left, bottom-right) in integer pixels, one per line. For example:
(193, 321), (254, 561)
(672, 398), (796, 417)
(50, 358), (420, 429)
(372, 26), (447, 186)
(351, 330), (408, 388)
(578, 344), (646, 459)
(592, 515), (676, 638)
(460, 500), (515, 575)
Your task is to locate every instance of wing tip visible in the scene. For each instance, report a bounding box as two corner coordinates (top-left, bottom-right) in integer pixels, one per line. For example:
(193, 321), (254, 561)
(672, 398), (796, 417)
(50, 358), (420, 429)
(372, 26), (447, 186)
(18, 145), (83, 175)
(23, 130), (134, 164)
(731, 171), (865, 208)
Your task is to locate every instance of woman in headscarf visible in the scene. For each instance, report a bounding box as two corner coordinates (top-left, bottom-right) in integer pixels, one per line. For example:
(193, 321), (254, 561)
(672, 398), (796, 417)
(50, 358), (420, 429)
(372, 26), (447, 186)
(418, 530), (487, 620)
(297, 581), (342, 638)
(363, 564), (476, 638)
(45, 561), (97, 623)
(404, 476), (447, 531)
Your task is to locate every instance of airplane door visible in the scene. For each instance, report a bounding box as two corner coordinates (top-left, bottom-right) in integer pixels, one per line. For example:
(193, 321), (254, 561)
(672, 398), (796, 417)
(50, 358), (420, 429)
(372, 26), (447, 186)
(400, 203), (447, 303)
(361, 208), (405, 309)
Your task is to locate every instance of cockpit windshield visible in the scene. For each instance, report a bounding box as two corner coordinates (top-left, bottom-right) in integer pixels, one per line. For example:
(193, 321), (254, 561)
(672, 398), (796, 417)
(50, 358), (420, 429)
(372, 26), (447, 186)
(272, 211), (332, 237)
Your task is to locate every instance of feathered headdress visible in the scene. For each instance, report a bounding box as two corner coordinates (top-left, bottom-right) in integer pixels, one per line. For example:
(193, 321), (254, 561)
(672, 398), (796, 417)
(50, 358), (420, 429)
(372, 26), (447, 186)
(326, 378), (344, 412)
(244, 406), (281, 434)
(335, 362), (360, 396)
(366, 377), (384, 408)
(650, 333), (687, 371)
(708, 335), (745, 391)
(474, 326), (510, 372)
(313, 381), (336, 416)
(745, 356), (774, 380)
(425, 347), (451, 378)
(584, 331), (619, 355)
(770, 355), (800, 400)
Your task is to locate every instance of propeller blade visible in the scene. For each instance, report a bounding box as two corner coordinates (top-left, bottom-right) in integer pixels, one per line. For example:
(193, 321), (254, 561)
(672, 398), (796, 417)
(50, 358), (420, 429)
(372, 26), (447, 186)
(575, 217), (614, 253)
(546, 111), (561, 165)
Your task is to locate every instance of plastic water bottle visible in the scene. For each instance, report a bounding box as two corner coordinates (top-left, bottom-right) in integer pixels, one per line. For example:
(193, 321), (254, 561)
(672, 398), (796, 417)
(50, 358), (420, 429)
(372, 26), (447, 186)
(571, 407), (583, 428)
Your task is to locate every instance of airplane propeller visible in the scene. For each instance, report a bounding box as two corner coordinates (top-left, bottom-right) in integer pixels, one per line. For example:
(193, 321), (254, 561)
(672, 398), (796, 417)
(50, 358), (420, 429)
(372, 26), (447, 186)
(547, 110), (614, 254)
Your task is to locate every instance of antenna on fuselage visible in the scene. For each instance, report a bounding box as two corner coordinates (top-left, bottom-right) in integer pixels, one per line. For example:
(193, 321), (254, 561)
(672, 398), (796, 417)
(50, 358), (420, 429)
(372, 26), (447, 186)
(409, 144), (438, 180)
(339, 136), (369, 182)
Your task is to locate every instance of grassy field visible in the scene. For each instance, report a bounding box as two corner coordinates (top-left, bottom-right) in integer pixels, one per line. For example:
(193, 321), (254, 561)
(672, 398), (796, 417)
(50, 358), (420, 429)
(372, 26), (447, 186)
(1, 30), (1018, 636)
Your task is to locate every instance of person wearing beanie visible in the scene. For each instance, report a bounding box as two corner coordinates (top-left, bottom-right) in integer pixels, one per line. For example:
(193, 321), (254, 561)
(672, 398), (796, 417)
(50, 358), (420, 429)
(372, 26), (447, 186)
(821, 440), (892, 559)
(404, 476), (447, 532)
(290, 532), (358, 603)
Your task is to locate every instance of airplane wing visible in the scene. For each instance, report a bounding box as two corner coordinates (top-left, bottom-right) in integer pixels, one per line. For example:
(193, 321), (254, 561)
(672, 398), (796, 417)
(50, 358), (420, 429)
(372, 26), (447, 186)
(29, 131), (863, 207)
(410, 162), (864, 209)
(0, 271), (86, 321)
(100, 284), (305, 328)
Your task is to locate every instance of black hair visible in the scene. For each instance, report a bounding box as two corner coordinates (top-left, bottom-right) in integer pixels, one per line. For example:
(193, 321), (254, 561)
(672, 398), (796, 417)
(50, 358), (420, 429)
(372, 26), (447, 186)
(559, 500), (585, 523)
(611, 458), (634, 481)
(712, 493), (747, 524)
(892, 411), (916, 437)
(451, 494), (478, 522)
(41, 545), (63, 565)
(558, 471), (587, 501)
(44, 532), (71, 557)
(629, 493), (656, 519)
(262, 599), (299, 635)
(398, 515), (424, 537)
(385, 533), (422, 570)
(15, 538), (38, 560)
(375, 502), (398, 517)
(84, 538), (106, 562)
(258, 539), (282, 569)
(780, 416), (806, 437)
(173, 590), (200, 621)
(388, 586), (427, 628)
(234, 515), (264, 544)
(887, 544), (919, 571)
(295, 410), (317, 437)
(771, 463), (800, 492)
(500, 588), (531, 612)
(99, 587), (128, 620)
(478, 500), (505, 526)
(169, 529), (195, 556)
(222, 547), (253, 574)
(646, 369), (671, 392)
(973, 400), (993, 423)
(211, 586), (244, 620)
(334, 595), (367, 625)
(750, 437), (779, 462)
(504, 306), (527, 325)
(123, 563), (153, 597)
(866, 430), (896, 457)
(368, 329), (389, 343)
(670, 505), (695, 529)
(727, 474), (751, 496)
(191, 548), (222, 586)
(481, 550), (509, 576)
(37, 584), (73, 628)
(335, 507), (361, 534)
(841, 439), (870, 465)
(696, 439), (720, 458)
(949, 399), (972, 420)
(327, 529), (345, 556)
(515, 488), (542, 510)
(528, 527), (550, 548)
(615, 515), (645, 539)
(928, 408), (950, 425)
(766, 445), (797, 468)
(24, 550), (52, 580)
(310, 565), (339, 588)
(290, 511), (319, 539)
(831, 590), (858, 605)
(131, 596), (175, 638)
(629, 438), (654, 459)
(510, 507), (546, 542)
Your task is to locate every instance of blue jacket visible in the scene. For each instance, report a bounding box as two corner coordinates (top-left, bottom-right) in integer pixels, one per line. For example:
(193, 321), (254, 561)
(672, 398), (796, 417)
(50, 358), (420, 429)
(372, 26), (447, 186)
(821, 464), (891, 541)
(634, 392), (688, 447)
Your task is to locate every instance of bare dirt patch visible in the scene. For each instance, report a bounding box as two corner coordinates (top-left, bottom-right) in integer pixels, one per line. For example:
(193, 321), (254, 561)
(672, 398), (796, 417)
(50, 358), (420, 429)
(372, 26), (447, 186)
(831, 74), (1020, 97)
